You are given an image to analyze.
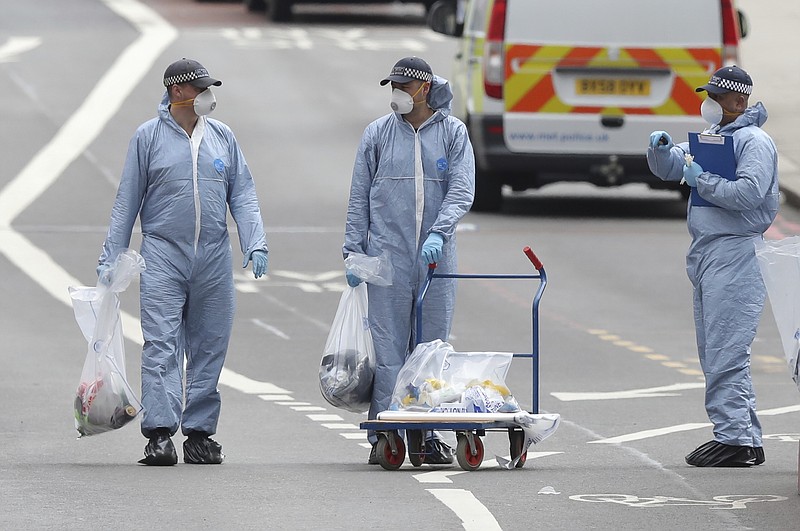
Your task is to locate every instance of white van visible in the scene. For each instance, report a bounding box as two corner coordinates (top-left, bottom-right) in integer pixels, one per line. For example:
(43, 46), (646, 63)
(428, 0), (749, 210)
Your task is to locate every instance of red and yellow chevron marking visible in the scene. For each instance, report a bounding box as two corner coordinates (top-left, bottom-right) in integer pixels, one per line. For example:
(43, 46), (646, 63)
(505, 44), (721, 115)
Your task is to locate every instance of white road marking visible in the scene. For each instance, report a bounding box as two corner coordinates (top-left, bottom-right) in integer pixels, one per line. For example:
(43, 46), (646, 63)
(307, 414), (343, 421)
(590, 423), (712, 444)
(0, 1), (278, 402)
(220, 27), (429, 51)
(569, 493), (787, 509)
(762, 434), (800, 442)
(0, 3), (175, 228)
(0, 6), (520, 528)
(413, 452), (564, 483)
(339, 433), (367, 440)
(0, 1), (267, 435)
(759, 404), (800, 416)
(291, 406), (327, 411)
(251, 318), (291, 340)
(0, 36), (42, 62)
(551, 382), (705, 402)
(277, 401), (308, 406)
(222, 372), (290, 394)
(413, 470), (467, 484)
(591, 404), (800, 444)
(0, 0), (174, 379)
(257, 395), (295, 402)
(321, 423), (360, 430)
(426, 489), (502, 531)
(270, 270), (343, 282)
(235, 283), (260, 294)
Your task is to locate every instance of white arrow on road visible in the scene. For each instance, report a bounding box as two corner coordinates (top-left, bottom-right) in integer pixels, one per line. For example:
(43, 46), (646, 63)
(413, 469), (467, 484)
(413, 452), (564, 483)
(551, 382), (705, 402)
(0, 37), (42, 63)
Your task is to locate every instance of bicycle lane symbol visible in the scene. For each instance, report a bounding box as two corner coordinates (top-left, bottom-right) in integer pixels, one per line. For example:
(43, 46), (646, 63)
(569, 494), (787, 509)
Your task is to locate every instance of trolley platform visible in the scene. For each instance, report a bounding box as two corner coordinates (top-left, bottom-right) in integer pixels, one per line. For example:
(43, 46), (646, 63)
(361, 246), (560, 471)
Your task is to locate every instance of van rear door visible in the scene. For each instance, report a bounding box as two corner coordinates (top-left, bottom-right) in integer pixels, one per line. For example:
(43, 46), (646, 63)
(502, 0), (722, 155)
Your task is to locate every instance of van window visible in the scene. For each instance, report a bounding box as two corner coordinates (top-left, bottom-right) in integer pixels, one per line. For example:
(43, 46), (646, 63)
(506, 0), (721, 46)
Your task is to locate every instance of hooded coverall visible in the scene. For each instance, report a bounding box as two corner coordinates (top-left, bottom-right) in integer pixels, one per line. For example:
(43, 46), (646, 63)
(99, 93), (268, 438)
(344, 76), (475, 442)
(647, 102), (779, 447)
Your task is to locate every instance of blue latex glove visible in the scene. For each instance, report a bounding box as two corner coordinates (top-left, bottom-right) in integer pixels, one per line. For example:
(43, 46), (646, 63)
(96, 263), (112, 286)
(250, 250), (268, 279)
(683, 161), (704, 187)
(421, 233), (445, 265)
(346, 272), (362, 287)
(649, 131), (673, 151)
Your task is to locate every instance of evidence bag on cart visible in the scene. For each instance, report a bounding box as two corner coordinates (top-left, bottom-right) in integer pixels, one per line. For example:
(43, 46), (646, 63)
(361, 247), (561, 471)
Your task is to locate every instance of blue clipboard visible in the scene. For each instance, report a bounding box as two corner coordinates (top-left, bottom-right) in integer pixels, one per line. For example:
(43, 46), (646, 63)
(688, 132), (736, 207)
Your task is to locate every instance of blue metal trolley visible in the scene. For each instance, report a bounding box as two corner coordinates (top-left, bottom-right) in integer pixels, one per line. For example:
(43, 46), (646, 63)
(360, 246), (549, 471)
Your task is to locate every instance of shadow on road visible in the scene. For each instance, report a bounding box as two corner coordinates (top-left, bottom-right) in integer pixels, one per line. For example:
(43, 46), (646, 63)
(286, 12), (426, 27)
(145, 0), (426, 28)
(483, 190), (688, 220)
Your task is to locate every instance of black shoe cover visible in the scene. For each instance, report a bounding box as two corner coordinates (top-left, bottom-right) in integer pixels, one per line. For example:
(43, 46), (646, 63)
(425, 439), (454, 465)
(183, 433), (224, 464)
(754, 446), (765, 465)
(685, 440), (757, 467)
(138, 429), (178, 466)
(368, 444), (379, 465)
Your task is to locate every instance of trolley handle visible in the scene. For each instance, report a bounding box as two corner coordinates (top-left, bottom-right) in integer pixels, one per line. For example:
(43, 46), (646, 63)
(523, 246), (544, 271)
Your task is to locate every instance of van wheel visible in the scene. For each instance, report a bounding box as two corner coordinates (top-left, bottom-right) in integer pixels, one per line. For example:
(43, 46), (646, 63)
(244, 0), (266, 11)
(471, 170), (503, 212)
(268, 0), (292, 21)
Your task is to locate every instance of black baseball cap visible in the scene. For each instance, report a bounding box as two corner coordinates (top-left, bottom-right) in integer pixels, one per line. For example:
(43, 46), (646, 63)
(695, 65), (752, 95)
(380, 56), (433, 86)
(163, 58), (222, 89)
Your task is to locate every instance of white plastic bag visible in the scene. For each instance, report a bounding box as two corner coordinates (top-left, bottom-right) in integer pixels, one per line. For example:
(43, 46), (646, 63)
(344, 251), (393, 286)
(755, 237), (800, 392)
(319, 283), (375, 413)
(70, 249), (145, 437)
(390, 339), (520, 413)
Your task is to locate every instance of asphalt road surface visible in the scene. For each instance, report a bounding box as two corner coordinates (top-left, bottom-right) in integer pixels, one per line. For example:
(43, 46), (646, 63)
(2, 0), (800, 529)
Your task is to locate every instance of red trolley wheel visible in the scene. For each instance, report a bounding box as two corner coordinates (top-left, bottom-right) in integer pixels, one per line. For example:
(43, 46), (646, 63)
(456, 433), (484, 471)
(376, 432), (406, 470)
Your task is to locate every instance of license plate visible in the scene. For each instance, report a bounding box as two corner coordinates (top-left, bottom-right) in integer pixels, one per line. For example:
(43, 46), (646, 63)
(576, 78), (651, 96)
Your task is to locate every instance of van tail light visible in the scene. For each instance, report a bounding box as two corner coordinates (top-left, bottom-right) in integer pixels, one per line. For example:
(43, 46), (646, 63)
(720, 0), (741, 65)
(484, 0), (507, 99)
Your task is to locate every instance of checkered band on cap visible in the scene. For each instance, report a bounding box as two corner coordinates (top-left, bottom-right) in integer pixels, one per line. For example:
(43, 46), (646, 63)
(390, 66), (433, 83)
(163, 67), (210, 87)
(708, 75), (752, 95)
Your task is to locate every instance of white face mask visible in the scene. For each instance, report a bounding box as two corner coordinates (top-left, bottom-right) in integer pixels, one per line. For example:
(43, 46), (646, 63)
(390, 88), (414, 114)
(700, 97), (723, 126)
(193, 88), (217, 116)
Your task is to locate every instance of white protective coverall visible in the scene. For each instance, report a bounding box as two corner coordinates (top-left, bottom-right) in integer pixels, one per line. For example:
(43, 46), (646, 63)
(344, 76), (475, 442)
(99, 92), (268, 438)
(647, 102), (779, 447)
